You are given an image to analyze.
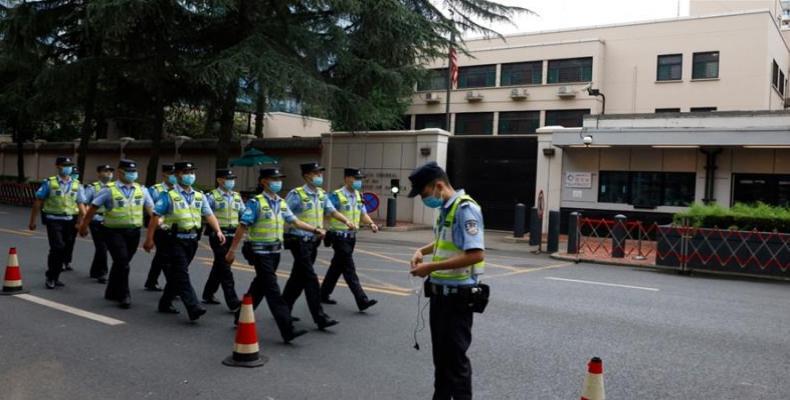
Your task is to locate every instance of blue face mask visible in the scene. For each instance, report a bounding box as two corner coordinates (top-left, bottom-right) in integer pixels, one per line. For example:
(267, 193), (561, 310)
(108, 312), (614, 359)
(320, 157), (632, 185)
(352, 180), (363, 191)
(125, 171), (138, 182)
(167, 174), (178, 185)
(181, 174), (196, 186)
(422, 196), (444, 209)
(223, 180), (236, 191)
(269, 181), (283, 193)
(60, 166), (73, 177)
(312, 176), (324, 187)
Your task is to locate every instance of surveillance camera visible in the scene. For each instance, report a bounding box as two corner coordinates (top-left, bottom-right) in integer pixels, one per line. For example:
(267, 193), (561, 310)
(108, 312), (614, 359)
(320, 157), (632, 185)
(582, 135), (593, 146)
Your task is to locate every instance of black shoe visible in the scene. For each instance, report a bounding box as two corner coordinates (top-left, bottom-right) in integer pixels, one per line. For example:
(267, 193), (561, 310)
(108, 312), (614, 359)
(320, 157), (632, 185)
(283, 329), (308, 344)
(228, 302), (241, 313)
(144, 284), (162, 292)
(54, 280), (65, 287)
(158, 304), (180, 314)
(119, 296), (132, 309)
(202, 296), (221, 305)
(321, 297), (337, 305)
(45, 279), (56, 289)
(96, 277), (107, 284)
(359, 299), (378, 312)
(317, 318), (339, 330)
(188, 307), (207, 321)
(62, 264), (73, 272)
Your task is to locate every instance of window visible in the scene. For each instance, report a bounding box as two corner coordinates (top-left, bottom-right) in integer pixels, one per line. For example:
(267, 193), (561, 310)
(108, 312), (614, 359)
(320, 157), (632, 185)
(780, 70), (786, 95)
(772, 60), (779, 88)
(598, 171), (696, 207)
(398, 115), (413, 130)
(454, 112), (494, 135)
(501, 61), (542, 86)
(690, 107), (716, 112)
(457, 65), (496, 89)
(545, 109), (590, 128)
(692, 51), (719, 79)
(417, 68), (448, 91)
(657, 54), (682, 81)
(415, 114), (447, 130)
(655, 108), (681, 113)
(547, 57), (592, 83)
(732, 173), (790, 206)
(498, 111), (540, 134)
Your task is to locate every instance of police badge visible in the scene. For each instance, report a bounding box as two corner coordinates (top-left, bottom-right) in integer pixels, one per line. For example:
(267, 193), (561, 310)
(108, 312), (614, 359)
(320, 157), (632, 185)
(464, 220), (479, 235)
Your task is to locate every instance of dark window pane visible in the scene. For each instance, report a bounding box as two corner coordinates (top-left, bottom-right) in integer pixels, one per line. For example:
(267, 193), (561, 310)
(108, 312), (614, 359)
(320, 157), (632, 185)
(781, 70), (786, 95)
(631, 172), (663, 208)
(458, 65), (496, 88)
(772, 60), (779, 87)
(663, 173), (696, 206)
(417, 68), (448, 91)
(733, 173), (790, 206)
(501, 61), (542, 86)
(498, 111), (540, 134)
(690, 107), (716, 112)
(454, 112), (494, 135)
(547, 57), (593, 83)
(655, 108), (681, 113)
(598, 171), (630, 204)
(657, 54), (682, 81)
(545, 109), (590, 128)
(692, 51), (719, 79)
(415, 114), (447, 130)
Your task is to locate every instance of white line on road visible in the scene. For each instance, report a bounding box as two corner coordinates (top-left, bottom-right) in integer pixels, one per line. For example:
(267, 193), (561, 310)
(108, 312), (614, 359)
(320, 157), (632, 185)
(13, 294), (126, 326)
(544, 277), (660, 292)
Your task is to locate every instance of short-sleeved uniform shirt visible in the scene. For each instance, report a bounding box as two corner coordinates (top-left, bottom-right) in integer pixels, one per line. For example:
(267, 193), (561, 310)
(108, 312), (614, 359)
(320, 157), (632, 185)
(239, 192), (296, 230)
(285, 185), (335, 237)
(36, 176), (86, 221)
(431, 189), (485, 286)
(91, 180), (155, 212)
(328, 186), (367, 232)
(83, 182), (109, 222)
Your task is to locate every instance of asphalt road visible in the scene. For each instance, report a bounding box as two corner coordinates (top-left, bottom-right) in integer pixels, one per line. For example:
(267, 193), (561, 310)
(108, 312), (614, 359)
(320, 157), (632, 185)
(1, 204), (789, 399)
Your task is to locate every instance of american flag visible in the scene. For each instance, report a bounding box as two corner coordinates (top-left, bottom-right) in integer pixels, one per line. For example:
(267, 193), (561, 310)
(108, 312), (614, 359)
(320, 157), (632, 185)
(449, 46), (458, 89)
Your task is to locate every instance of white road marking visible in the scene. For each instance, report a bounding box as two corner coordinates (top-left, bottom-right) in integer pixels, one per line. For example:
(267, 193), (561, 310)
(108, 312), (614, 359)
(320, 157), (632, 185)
(544, 277), (660, 292)
(13, 294), (126, 326)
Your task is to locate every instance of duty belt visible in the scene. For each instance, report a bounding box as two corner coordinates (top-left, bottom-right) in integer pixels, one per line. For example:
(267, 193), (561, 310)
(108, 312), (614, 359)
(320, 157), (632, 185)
(429, 282), (478, 297)
(286, 233), (320, 243)
(244, 241), (282, 253)
(330, 230), (356, 239)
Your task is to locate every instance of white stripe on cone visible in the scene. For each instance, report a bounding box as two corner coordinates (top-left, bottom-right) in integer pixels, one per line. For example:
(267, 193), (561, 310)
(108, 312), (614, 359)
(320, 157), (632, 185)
(234, 342), (260, 354)
(238, 303), (255, 324)
(581, 372), (605, 400)
(8, 253), (18, 267)
(4, 279), (22, 288)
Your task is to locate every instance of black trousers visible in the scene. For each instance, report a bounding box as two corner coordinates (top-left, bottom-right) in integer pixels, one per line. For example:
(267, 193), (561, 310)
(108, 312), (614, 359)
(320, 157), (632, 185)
(320, 236), (368, 307)
(145, 229), (168, 287)
(159, 237), (200, 313)
(430, 292), (474, 400)
(44, 218), (77, 281)
(282, 238), (327, 324)
(104, 228), (141, 301)
(242, 247), (294, 339)
(88, 220), (108, 279)
(202, 230), (240, 309)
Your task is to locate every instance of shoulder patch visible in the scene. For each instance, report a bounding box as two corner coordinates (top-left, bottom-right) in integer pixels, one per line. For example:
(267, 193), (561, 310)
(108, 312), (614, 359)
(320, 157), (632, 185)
(464, 219), (479, 235)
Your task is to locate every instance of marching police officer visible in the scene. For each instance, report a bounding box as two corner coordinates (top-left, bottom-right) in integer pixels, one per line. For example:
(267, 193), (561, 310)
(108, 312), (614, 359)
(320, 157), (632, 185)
(320, 168), (379, 311)
(82, 164), (115, 283)
(201, 168), (243, 311)
(61, 166), (82, 272)
(144, 161), (225, 321)
(79, 160), (154, 308)
(28, 156), (85, 289)
(408, 161), (486, 400)
(225, 168), (324, 342)
(282, 162), (352, 329)
(144, 164), (177, 291)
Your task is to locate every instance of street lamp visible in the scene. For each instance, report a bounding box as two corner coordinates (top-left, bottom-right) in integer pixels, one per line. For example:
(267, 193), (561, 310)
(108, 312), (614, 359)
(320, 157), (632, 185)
(174, 135), (191, 161)
(119, 137), (135, 160)
(387, 179), (400, 227)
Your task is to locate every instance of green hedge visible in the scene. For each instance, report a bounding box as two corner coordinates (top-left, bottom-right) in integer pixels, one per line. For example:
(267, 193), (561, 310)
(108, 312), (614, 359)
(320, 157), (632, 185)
(673, 202), (790, 233)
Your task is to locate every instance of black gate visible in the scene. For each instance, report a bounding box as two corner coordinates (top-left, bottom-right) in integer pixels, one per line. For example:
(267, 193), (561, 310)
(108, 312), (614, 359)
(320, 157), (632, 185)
(446, 136), (538, 230)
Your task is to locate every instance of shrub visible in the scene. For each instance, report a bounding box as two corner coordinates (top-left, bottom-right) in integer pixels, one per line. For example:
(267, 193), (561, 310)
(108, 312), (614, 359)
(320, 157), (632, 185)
(673, 202), (790, 233)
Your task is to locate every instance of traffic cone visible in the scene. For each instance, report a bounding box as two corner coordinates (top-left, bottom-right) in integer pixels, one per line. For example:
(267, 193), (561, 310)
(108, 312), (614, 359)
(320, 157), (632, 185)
(223, 294), (267, 368)
(580, 357), (605, 400)
(1, 247), (28, 295)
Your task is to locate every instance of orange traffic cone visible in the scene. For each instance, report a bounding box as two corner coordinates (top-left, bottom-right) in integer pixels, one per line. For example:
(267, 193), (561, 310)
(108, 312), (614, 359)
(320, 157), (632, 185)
(581, 357), (605, 400)
(1, 247), (28, 295)
(223, 294), (267, 368)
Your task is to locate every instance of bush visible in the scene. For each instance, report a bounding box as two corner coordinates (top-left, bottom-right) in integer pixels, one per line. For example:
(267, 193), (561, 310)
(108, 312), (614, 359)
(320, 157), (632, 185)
(673, 202), (790, 233)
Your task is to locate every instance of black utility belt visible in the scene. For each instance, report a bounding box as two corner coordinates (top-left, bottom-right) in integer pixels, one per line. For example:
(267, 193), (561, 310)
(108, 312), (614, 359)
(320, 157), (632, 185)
(426, 281), (490, 314)
(243, 241), (282, 253)
(329, 230), (356, 239)
(285, 233), (320, 243)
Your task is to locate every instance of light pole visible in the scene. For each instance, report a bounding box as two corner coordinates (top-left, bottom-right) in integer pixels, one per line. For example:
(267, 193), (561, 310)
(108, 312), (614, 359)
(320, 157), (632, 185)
(387, 179), (400, 227)
(174, 135), (191, 161)
(119, 137), (135, 160)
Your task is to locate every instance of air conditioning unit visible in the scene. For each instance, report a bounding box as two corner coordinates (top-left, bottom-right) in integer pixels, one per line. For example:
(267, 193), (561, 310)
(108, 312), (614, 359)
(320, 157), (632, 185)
(465, 91), (484, 102)
(557, 86), (576, 98)
(425, 92), (442, 104)
(510, 88), (528, 100)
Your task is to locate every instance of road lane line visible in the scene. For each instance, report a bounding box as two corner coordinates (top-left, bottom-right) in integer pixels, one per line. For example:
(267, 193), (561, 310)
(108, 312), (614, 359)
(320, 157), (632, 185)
(544, 277), (660, 292)
(356, 247), (519, 272)
(13, 294), (126, 326)
(0, 228), (33, 237)
(485, 262), (574, 279)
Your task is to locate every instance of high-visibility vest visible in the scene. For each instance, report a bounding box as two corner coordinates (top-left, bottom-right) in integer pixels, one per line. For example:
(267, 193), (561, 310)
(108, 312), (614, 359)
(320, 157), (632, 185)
(430, 194), (485, 281)
(329, 188), (362, 231)
(248, 194), (287, 243)
(210, 188), (242, 229)
(163, 189), (204, 232)
(103, 182), (145, 229)
(42, 176), (80, 215)
(152, 183), (168, 195)
(91, 182), (107, 214)
(292, 186), (326, 229)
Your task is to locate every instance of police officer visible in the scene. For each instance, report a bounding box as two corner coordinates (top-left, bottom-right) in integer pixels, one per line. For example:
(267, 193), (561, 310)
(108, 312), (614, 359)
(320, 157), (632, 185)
(61, 166), (82, 272)
(79, 160), (153, 308)
(408, 161), (486, 400)
(282, 162), (352, 329)
(28, 156), (85, 289)
(225, 168), (324, 342)
(143, 164), (177, 291)
(83, 164), (115, 283)
(144, 161), (225, 321)
(320, 168), (379, 311)
(201, 168), (243, 311)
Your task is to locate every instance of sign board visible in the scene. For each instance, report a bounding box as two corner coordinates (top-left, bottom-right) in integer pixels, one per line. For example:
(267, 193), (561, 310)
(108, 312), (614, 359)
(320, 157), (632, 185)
(565, 172), (593, 188)
(362, 192), (380, 213)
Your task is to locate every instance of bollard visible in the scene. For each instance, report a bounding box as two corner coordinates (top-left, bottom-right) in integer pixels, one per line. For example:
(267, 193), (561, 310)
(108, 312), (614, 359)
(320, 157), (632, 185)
(611, 214), (627, 258)
(567, 212), (581, 254)
(386, 198), (397, 227)
(547, 210), (560, 253)
(529, 208), (542, 246)
(513, 203), (527, 238)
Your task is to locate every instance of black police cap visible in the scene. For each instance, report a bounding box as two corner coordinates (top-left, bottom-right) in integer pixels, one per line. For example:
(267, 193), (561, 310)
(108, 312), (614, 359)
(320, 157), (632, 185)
(174, 161), (196, 172)
(407, 161), (446, 198)
(216, 168), (237, 179)
(344, 168), (365, 178)
(299, 162), (325, 175)
(55, 156), (74, 166)
(259, 168), (286, 179)
(117, 159), (138, 171)
(96, 164), (114, 173)
(161, 164), (175, 173)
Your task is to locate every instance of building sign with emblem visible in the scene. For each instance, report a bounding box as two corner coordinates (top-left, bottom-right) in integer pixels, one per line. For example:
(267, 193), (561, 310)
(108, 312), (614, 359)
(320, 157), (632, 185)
(565, 172), (592, 188)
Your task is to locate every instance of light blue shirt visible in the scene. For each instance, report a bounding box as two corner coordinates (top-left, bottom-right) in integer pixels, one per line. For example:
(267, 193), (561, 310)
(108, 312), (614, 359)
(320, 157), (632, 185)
(83, 182), (109, 222)
(239, 192), (296, 227)
(92, 180), (155, 212)
(35, 176), (86, 220)
(431, 189), (485, 286)
(152, 184), (213, 217)
(286, 185), (336, 237)
(148, 182), (173, 203)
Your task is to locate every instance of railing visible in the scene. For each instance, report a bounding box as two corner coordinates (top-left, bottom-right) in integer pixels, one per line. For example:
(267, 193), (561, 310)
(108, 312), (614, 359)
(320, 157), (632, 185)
(0, 182), (41, 206)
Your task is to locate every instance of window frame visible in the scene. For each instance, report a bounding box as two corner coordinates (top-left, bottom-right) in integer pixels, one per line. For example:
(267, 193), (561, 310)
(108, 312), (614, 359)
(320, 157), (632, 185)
(597, 171), (696, 207)
(417, 68), (448, 92)
(657, 54), (683, 81)
(547, 57), (593, 84)
(692, 51), (720, 80)
(498, 111), (540, 135)
(500, 61), (543, 86)
(544, 109), (591, 128)
(457, 64), (497, 89)
(453, 112), (494, 135)
(415, 114), (447, 131)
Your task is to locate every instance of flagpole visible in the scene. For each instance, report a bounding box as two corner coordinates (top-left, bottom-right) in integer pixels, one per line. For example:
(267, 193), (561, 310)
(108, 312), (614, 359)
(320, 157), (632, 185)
(445, 16), (455, 132)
